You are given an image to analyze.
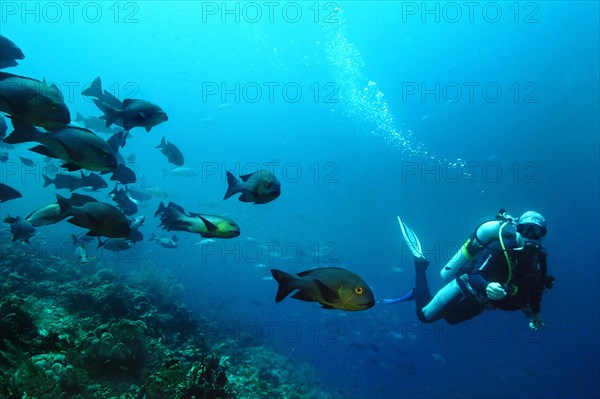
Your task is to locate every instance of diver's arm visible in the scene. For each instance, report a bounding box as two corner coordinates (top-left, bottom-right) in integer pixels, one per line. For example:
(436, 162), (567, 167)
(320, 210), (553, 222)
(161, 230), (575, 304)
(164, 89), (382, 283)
(468, 248), (496, 295)
(469, 250), (506, 300)
(523, 281), (544, 329)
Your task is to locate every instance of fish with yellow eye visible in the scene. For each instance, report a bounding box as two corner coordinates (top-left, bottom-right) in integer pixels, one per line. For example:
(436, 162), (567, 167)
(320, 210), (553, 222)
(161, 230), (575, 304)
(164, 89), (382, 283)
(270, 267), (375, 311)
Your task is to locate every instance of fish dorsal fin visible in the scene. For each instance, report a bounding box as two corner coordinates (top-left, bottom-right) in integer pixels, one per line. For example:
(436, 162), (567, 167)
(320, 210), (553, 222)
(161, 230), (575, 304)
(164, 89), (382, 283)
(156, 136), (166, 149)
(122, 99), (134, 107)
(314, 279), (339, 304)
(297, 270), (312, 278)
(28, 145), (53, 157)
(239, 173), (254, 182)
(50, 83), (64, 100)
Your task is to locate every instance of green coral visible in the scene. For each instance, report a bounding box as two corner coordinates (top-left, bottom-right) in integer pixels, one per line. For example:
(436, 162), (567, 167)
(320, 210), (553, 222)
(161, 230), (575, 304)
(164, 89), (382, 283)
(0, 238), (332, 399)
(81, 319), (150, 380)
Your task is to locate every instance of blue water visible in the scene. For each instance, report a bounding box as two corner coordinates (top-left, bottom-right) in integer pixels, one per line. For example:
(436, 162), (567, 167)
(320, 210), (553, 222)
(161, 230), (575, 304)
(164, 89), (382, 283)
(1, 2), (598, 398)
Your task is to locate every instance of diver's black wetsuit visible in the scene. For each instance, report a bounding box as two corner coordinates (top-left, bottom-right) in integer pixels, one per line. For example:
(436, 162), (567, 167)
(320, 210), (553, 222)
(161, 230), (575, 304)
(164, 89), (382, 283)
(470, 239), (547, 316)
(415, 239), (548, 324)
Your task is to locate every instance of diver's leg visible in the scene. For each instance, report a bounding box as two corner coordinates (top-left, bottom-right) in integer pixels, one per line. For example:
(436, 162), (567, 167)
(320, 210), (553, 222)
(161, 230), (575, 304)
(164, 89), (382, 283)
(421, 280), (463, 322)
(443, 298), (485, 325)
(414, 257), (436, 323)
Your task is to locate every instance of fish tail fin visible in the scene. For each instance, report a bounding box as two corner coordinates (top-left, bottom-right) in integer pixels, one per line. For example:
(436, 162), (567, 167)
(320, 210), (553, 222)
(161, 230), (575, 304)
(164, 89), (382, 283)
(103, 106), (120, 128)
(93, 98), (120, 127)
(154, 201), (166, 217)
(96, 237), (104, 249)
(155, 202), (188, 231)
(3, 215), (17, 224)
(82, 76), (102, 98)
(223, 171), (240, 200)
(271, 269), (299, 302)
(55, 194), (70, 210)
(55, 194), (73, 219)
(42, 172), (54, 188)
(156, 136), (166, 149)
(3, 119), (40, 144)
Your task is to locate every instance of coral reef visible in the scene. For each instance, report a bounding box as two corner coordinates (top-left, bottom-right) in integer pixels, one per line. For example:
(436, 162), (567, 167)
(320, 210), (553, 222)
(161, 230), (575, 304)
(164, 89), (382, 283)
(0, 240), (330, 398)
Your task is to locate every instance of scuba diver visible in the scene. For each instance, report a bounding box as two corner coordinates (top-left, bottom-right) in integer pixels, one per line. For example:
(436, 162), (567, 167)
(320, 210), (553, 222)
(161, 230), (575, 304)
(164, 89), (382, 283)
(380, 210), (554, 331)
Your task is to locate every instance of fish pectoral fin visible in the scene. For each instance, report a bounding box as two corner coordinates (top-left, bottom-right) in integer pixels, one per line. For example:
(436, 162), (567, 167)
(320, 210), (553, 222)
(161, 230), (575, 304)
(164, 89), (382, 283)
(314, 279), (339, 304)
(28, 145), (54, 157)
(238, 192), (256, 203)
(55, 138), (83, 162)
(196, 215), (218, 232)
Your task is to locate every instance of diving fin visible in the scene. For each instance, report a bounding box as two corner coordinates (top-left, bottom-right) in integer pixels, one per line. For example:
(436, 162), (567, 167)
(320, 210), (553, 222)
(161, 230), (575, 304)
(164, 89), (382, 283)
(397, 216), (424, 259)
(377, 288), (415, 304)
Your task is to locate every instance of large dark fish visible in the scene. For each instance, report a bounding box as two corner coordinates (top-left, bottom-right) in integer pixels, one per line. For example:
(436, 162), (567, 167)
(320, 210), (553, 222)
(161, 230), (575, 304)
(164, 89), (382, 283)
(224, 170), (281, 204)
(3, 215), (35, 243)
(156, 136), (184, 166)
(110, 163), (137, 185)
(0, 35), (25, 69)
(4, 120), (117, 172)
(155, 201), (240, 239)
(271, 267), (375, 311)
(56, 193), (130, 238)
(85, 77), (168, 133)
(0, 72), (70, 129)
(0, 182), (21, 203)
(99, 98), (168, 132)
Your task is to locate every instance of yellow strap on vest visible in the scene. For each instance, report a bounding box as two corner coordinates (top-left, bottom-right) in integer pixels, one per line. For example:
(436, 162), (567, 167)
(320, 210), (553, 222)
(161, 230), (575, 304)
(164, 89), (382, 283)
(460, 238), (472, 260)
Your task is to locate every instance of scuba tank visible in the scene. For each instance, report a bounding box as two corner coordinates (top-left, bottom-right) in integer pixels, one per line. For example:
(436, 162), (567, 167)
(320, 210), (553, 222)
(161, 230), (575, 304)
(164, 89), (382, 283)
(440, 209), (517, 281)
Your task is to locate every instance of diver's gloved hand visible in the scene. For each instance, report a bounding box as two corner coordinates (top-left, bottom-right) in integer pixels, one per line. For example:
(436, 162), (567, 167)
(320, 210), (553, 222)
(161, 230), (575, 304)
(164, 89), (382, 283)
(486, 282), (507, 300)
(528, 314), (545, 331)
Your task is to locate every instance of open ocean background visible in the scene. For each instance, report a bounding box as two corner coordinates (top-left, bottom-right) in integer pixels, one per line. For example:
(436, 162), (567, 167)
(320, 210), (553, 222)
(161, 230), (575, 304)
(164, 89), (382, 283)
(1, 2), (598, 398)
